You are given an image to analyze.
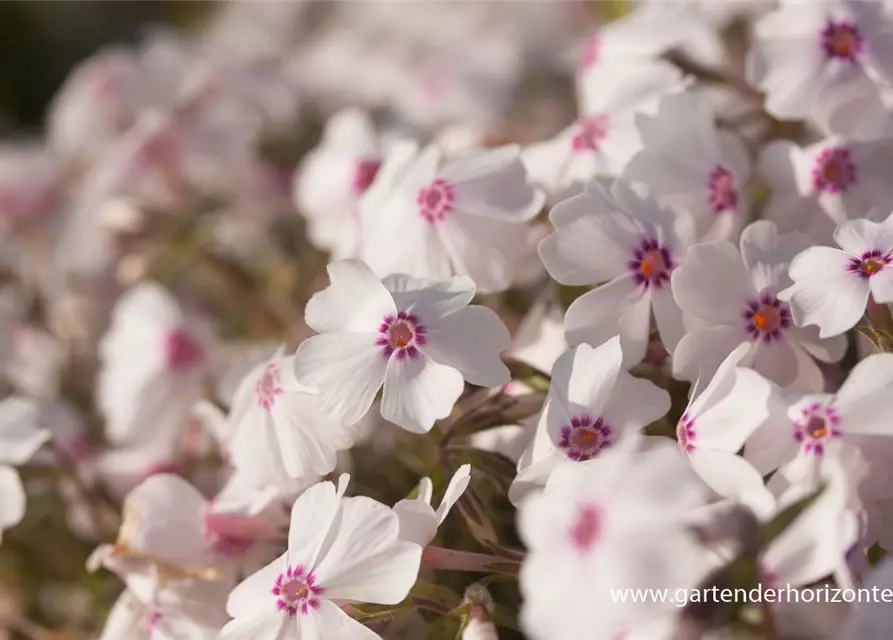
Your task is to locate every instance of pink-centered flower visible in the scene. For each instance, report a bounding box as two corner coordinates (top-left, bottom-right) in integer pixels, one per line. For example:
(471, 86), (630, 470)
(220, 475), (422, 640)
(360, 143), (544, 293)
(538, 178), (695, 365)
(294, 260), (510, 434)
(779, 212), (893, 338)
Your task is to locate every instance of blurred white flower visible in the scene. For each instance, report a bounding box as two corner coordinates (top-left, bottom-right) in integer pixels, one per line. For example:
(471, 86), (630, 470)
(748, 0), (893, 139)
(97, 282), (214, 447)
(293, 109), (386, 260)
(746, 353), (893, 487)
(393, 464), (471, 546)
(758, 136), (893, 244)
(360, 143), (544, 293)
(0, 397), (49, 542)
(518, 443), (709, 640)
(625, 92), (751, 242)
(220, 474), (422, 639)
(779, 212), (893, 338)
(668, 342), (775, 516)
(510, 338), (670, 504)
(224, 347), (359, 487)
(538, 178), (694, 365)
(294, 260), (510, 433)
(672, 221), (848, 389)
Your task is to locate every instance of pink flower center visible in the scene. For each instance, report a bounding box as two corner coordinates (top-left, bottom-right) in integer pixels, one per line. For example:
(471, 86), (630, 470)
(273, 565), (324, 617)
(676, 413), (696, 453)
(558, 414), (612, 461)
(377, 311), (427, 360)
(848, 250), (892, 279)
(256, 363), (284, 410)
(352, 158), (381, 194)
(821, 21), (863, 61)
(570, 504), (602, 552)
(572, 115), (610, 153)
(707, 165), (738, 214)
(418, 179), (455, 223)
(743, 292), (792, 343)
(628, 238), (673, 290)
(793, 402), (842, 456)
(812, 147), (856, 193)
(163, 329), (203, 372)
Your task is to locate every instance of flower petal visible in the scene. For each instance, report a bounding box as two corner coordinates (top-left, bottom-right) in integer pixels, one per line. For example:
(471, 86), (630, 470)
(834, 213), (893, 256)
(671, 240), (756, 325)
(382, 273), (475, 322)
(688, 450), (775, 520)
(0, 466), (25, 536)
(226, 551), (287, 619)
(304, 601), (381, 640)
(293, 334), (387, 426)
(421, 306), (510, 387)
(381, 356), (464, 433)
(219, 607), (287, 640)
(0, 396), (49, 465)
(288, 479), (348, 568)
(304, 260), (397, 334)
(550, 338), (624, 417)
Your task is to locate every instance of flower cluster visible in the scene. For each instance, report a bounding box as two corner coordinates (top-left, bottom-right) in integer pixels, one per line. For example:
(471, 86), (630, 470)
(3, 1), (893, 639)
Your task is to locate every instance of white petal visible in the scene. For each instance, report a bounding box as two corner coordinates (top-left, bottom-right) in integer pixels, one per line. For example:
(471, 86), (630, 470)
(869, 269), (893, 304)
(392, 498), (437, 547)
(688, 450), (775, 520)
(219, 608), (287, 640)
(381, 356), (464, 433)
(304, 600), (381, 640)
(600, 371), (671, 436)
(692, 367), (772, 453)
(550, 339), (623, 417)
(651, 285), (684, 353)
(421, 306), (510, 387)
(739, 220), (811, 292)
(672, 326), (748, 384)
(226, 551), (288, 619)
(0, 396), (49, 465)
(833, 213), (893, 256)
(0, 466), (25, 536)
(780, 247), (869, 338)
(751, 337), (799, 387)
(835, 353), (893, 436)
(305, 260), (397, 334)
(313, 496), (422, 604)
(435, 464), (472, 524)
(538, 193), (639, 285)
(382, 273), (475, 322)
(288, 479), (347, 568)
(671, 240), (756, 325)
(293, 334), (387, 426)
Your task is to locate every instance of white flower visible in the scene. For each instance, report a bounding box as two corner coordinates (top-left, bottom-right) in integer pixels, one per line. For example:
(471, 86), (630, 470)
(669, 342), (775, 517)
(758, 136), (893, 244)
(745, 353), (893, 485)
(97, 282), (213, 446)
(220, 474), (422, 639)
(0, 397), (49, 542)
(360, 143), (544, 293)
(294, 260), (511, 433)
(672, 221), (848, 389)
(538, 178), (694, 365)
(761, 459), (857, 593)
(509, 338), (671, 504)
(393, 464), (471, 546)
(293, 109), (385, 260)
(625, 92), (751, 241)
(522, 67), (687, 201)
(747, 0), (893, 139)
(518, 443), (709, 640)
(223, 346), (359, 487)
(779, 212), (893, 338)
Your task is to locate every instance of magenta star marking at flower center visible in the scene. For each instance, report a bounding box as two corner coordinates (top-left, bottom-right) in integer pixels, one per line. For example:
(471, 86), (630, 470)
(707, 165), (738, 214)
(812, 147), (856, 193)
(558, 414), (612, 461)
(628, 238), (673, 290)
(256, 363), (284, 410)
(163, 329), (203, 372)
(820, 21), (864, 61)
(676, 412), (696, 453)
(272, 565), (324, 617)
(417, 178), (455, 223)
(569, 504), (602, 552)
(377, 310), (428, 360)
(848, 249), (893, 278)
(352, 158), (381, 194)
(571, 115), (610, 153)
(743, 292), (792, 343)
(793, 402), (842, 456)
